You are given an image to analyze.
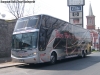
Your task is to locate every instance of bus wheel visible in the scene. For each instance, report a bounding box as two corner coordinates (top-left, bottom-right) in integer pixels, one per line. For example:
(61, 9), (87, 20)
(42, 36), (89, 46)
(50, 52), (57, 64)
(81, 50), (85, 58)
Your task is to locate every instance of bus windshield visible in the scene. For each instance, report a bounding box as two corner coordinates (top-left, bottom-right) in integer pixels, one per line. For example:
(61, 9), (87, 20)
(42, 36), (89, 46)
(12, 32), (38, 50)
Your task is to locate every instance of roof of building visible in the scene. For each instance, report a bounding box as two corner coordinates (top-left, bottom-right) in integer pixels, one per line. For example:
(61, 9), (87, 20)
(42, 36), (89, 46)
(89, 3), (94, 16)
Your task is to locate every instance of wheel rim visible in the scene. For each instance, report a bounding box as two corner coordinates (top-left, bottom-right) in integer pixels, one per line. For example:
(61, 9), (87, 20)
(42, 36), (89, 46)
(51, 55), (55, 64)
(52, 56), (55, 63)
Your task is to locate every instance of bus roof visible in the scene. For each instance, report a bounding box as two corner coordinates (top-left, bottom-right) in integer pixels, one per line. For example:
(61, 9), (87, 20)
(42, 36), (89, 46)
(18, 14), (89, 32)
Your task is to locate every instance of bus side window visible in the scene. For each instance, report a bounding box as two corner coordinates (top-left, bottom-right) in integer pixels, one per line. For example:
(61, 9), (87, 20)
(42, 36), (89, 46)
(53, 38), (66, 49)
(39, 28), (46, 51)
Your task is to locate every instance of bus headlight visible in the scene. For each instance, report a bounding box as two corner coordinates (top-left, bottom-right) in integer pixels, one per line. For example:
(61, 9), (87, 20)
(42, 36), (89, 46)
(28, 52), (37, 57)
(33, 52), (37, 55)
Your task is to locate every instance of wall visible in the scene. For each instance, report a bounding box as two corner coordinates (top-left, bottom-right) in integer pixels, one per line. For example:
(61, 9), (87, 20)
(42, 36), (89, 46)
(0, 19), (16, 58)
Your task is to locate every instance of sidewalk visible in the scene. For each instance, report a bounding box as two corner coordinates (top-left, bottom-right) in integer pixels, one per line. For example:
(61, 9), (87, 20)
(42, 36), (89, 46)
(0, 57), (24, 68)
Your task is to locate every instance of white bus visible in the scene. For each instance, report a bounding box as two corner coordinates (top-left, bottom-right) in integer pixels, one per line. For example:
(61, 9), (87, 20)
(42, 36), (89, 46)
(11, 14), (91, 64)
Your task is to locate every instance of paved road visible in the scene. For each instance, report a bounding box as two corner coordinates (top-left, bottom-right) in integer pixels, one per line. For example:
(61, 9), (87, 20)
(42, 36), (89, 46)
(0, 52), (100, 75)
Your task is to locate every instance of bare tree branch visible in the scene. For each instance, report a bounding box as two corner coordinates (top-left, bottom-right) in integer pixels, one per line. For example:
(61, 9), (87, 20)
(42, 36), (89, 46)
(5, 0), (35, 19)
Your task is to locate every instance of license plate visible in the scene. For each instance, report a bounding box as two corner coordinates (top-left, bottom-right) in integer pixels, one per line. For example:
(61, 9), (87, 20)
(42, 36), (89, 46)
(19, 59), (24, 63)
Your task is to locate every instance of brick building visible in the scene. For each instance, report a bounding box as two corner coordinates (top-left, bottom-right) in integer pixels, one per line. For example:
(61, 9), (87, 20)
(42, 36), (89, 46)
(86, 3), (100, 50)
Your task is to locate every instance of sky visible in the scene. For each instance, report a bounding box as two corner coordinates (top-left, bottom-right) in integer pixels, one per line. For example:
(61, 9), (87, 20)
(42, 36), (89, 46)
(0, 0), (100, 29)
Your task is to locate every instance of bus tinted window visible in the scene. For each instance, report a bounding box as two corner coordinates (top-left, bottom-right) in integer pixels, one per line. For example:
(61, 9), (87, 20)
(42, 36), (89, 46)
(53, 38), (66, 49)
(14, 20), (28, 31)
(12, 32), (38, 50)
(14, 16), (39, 31)
(12, 34), (22, 49)
(27, 18), (38, 28)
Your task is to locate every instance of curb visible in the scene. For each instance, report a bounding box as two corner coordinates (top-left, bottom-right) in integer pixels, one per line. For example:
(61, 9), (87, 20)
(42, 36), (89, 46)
(0, 62), (25, 68)
(0, 57), (12, 64)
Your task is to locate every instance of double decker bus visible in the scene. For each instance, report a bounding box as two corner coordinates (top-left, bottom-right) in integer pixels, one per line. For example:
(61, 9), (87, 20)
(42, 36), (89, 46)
(11, 14), (91, 64)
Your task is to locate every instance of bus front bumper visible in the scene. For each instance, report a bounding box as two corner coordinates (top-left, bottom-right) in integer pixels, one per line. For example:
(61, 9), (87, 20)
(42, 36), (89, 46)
(11, 55), (39, 64)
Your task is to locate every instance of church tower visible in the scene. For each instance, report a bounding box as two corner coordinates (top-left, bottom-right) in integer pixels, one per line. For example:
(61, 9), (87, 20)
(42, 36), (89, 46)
(86, 3), (95, 30)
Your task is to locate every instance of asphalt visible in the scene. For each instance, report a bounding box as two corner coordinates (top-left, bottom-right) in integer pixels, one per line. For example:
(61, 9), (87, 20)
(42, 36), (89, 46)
(0, 57), (25, 68)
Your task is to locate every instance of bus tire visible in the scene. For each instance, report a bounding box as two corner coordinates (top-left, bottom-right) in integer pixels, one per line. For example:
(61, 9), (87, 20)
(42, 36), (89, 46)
(50, 52), (57, 64)
(81, 50), (85, 58)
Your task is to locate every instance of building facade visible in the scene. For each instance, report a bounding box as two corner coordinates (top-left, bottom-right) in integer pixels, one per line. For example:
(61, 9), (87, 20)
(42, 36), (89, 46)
(86, 3), (100, 50)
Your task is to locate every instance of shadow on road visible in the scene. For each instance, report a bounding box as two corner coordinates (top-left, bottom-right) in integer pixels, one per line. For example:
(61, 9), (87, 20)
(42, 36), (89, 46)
(16, 53), (100, 70)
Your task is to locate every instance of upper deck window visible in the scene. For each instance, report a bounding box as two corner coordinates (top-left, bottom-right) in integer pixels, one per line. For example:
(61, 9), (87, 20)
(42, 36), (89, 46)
(27, 17), (38, 28)
(15, 20), (28, 30)
(14, 16), (39, 31)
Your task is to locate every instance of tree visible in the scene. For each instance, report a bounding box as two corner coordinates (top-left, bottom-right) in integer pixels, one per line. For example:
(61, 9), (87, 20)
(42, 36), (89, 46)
(6, 0), (35, 19)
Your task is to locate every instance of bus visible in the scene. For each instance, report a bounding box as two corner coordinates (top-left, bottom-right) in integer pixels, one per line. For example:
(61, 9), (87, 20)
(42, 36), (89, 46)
(11, 14), (91, 64)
